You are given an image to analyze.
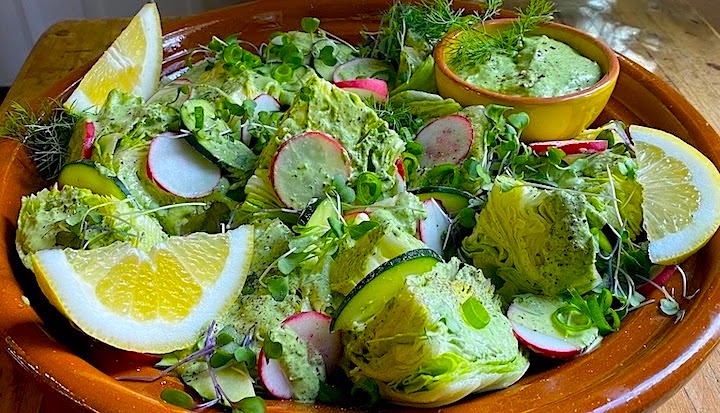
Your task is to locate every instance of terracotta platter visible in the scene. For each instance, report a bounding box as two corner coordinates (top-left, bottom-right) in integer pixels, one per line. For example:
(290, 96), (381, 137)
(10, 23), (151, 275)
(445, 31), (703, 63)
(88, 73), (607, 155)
(1, 0), (720, 412)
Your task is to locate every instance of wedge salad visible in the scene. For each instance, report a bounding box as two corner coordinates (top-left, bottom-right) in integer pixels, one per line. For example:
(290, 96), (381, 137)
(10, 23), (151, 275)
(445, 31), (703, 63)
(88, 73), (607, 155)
(5, 0), (720, 411)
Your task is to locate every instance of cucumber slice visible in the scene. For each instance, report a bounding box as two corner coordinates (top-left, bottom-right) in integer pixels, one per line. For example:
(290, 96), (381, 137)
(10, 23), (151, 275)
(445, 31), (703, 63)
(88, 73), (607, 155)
(331, 248), (441, 331)
(412, 186), (473, 216)
(57, 161), (128, 199)
(297, 197), (336, 227)
(312, 39), (355, 80)
(180, 99), (216, 132)
(332, 58), (395, 83)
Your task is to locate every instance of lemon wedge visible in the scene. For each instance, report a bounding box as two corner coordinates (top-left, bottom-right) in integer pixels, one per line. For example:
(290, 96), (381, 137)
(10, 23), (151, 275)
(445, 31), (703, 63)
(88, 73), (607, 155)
(65, 3), (162, 113)
(31, 226), (253, 353)
(632, 125), (720, 264)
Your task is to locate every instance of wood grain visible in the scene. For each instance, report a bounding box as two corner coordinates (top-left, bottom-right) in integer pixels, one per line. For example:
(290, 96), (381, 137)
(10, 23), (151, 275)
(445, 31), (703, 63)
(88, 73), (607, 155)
(2, 1), (720, 412)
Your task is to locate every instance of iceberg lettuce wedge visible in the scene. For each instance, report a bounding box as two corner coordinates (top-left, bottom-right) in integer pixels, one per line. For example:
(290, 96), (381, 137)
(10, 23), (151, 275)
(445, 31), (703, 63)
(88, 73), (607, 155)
(342, 258), (528, 407)
(462, 176), (601, 300)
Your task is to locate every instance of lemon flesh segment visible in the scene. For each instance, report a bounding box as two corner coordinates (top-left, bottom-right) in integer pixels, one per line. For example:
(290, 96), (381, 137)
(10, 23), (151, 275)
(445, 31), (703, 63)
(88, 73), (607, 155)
(632, 125), (720, 264)
(65, 3), (162, 114)
(31, 226), (253, 353)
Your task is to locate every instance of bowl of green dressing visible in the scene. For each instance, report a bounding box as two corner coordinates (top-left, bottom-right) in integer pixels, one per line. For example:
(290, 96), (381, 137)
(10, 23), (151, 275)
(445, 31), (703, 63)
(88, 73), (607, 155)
(435, 18), (620, 142)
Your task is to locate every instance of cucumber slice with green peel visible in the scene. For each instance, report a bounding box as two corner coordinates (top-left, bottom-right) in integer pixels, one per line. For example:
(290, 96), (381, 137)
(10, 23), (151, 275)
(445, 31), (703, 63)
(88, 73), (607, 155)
(331, 248), (441, 332)
(332, 58), (395, 83)
(297, 197), (337, 227)
(312, 39), (355, 80)
(57, 161), (128, 199)
(180, 99), (216, 132)
(507, 294), (601, 359)
(412, 186), (473, 216)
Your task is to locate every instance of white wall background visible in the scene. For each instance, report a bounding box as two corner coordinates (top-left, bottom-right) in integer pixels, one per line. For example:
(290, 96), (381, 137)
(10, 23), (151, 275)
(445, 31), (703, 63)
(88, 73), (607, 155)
(0, 0), (248, 86)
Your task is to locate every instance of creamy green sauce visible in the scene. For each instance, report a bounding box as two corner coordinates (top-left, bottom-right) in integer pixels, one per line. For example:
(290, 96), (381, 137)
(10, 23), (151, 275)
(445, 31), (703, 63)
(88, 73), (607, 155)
(456, 35), (602, 98)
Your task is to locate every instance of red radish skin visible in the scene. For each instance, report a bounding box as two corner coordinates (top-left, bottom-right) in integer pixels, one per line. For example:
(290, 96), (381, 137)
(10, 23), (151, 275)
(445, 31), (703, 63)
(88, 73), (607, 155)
(282, 311), (341, 373)
(257, 349), (293, 400)
(511, 323), (583, 359)
(81, 121), (96, 159)
(415, 115), (473, 168)
(334, 79), (388, 102)
(395, 158), (407, 192)
(270, 131), (351, 209)
(529, 139), (609, 155)
(637, 265), (678, 296)
(147, 135), (221, 199)
(343, 211), (370, 225)
(417, 198), (452, 256)
(395, 158), (407, 180)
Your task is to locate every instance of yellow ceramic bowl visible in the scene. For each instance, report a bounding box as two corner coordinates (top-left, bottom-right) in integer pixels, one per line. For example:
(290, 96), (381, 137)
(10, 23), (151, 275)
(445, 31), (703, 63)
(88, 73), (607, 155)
(434, 19), (620, 142)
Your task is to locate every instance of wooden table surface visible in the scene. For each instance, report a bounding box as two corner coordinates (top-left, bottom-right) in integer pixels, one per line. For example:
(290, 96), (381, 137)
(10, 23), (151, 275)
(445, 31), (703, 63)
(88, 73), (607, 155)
(1, 1), (720, 412)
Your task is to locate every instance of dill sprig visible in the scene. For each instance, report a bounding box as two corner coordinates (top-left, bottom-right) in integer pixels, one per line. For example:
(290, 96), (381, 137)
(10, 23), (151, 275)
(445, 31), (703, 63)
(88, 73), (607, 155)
(372, 100), (425, 136)
(1, 100), (80, 180)
(372, 0), (495, 64)
(446, 0), (556, 70)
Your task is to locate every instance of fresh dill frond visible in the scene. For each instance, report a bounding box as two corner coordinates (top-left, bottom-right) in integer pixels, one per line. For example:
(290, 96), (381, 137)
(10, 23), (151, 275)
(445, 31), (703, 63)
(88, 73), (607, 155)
(447, 0), (556, 70)
(1, 100), (80, 180)
(372, 100), (425, 138)
(372, 0), (491, 65)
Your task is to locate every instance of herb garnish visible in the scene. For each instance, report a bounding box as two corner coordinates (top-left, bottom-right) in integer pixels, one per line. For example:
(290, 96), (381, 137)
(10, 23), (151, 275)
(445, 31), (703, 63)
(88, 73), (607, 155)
(446, 0), (555, 70)
(1, 100), (81, 179)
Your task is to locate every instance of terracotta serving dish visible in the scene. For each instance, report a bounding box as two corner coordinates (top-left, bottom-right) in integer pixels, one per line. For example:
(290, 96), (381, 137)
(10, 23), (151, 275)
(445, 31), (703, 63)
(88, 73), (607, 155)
(1, 1), (720, 412)
(435, 18), (620, 142)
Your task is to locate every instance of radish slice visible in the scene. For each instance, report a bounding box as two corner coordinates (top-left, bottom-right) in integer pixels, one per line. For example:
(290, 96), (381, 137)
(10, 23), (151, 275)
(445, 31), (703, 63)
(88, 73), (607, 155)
(335, 79), (388, 102)
(637, 265), (678, 296)
(147, 135), (221, 198)
(395, 158), (407, 180)
(81, 121), (96, 159)
(511, 323), (583, 359)
(282, 311), (341, 373)
(529, 139), (609, 155)
(507, 297), (600, 359)
(254, 94), (281, 113)
(270, 131), (351, 209)
(417, 198), (451, 256)
(242, 94), (282, 146)
(332, 58), (394, 83)
(395, 158), (407, 193)
(414, 115), (473, 168)
(257, 349), (293, 400)
(241, 125), (252, 146)
(343, 211), (370, 225)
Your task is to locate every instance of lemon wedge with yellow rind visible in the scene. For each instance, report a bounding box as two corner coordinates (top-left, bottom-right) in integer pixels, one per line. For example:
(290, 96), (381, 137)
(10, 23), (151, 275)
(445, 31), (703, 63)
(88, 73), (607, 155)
(65, 3), (162, 113)
(31, 226), (253, 353)
(632, 125), (720, 264)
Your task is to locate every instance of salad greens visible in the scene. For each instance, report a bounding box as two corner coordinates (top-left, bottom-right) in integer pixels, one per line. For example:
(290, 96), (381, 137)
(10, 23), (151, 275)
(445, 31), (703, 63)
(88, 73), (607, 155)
(5, 0), (692, 410)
